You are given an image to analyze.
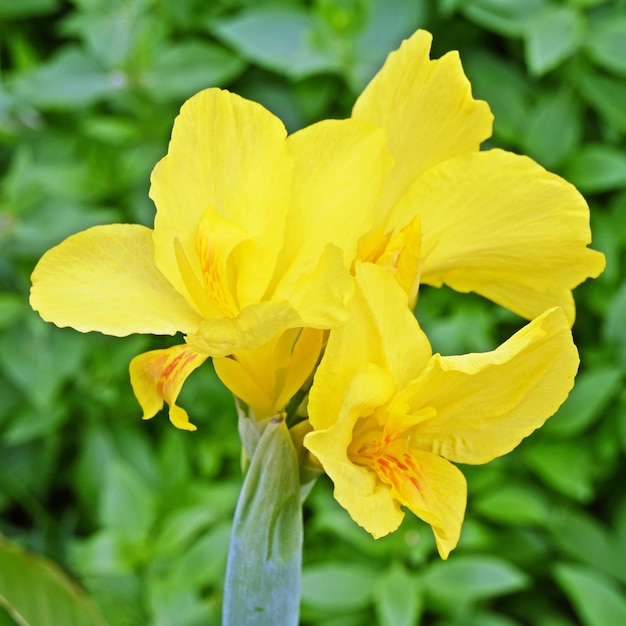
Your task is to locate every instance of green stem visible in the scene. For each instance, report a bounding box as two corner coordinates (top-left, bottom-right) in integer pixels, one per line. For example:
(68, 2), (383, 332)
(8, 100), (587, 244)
(223, 416), (303, 626)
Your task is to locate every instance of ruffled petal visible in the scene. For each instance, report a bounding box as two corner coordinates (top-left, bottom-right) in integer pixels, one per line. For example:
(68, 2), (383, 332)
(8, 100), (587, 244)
(30, 224), (202, 336)
(151, 88), (292, 305)
(305, 364), (403, 537)
(129, 344), (208, 431)
(308, 263), (431, 428)
(403, 307), (579, 464)
(399, 149), (606, 322)
(372, 449), (466, 559)
(352, 29), (493, 218)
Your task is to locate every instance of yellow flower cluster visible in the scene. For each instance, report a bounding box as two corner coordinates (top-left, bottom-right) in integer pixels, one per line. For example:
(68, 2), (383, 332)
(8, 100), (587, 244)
(30, 31), (604, 557)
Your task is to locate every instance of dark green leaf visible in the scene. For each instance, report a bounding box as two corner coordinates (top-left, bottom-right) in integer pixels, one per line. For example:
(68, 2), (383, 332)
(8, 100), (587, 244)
(576, 70), (626, 133)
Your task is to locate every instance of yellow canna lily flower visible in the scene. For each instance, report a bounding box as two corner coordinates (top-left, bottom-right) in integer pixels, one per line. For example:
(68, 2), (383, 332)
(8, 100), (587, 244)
(352, 30), (605, 319)
(304, 263), (579, 558)
(29, 89), (392, 429)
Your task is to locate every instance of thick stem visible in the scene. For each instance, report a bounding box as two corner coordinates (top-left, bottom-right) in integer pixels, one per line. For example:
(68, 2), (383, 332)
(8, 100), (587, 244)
(222, 416), (303, 626)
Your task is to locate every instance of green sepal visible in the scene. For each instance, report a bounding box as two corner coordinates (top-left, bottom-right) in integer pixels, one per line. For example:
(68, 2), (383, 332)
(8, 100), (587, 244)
(223, 411), (303, 626)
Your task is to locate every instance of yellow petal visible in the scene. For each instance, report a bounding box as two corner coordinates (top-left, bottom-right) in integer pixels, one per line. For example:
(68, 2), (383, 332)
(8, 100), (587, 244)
(374, 214), (422, 308)
(305, 364), (403, 537)
(372, 449), (466, 559)
(150, 88), (292, 306)
(402, 149), (606, 322)
(308, 263), (431, 429)
(403, 307), (579, 464)
(275, 118), (392, 291)
(352, 29), (493, 218)
(30, 224), (202, 336)
(186, 300), (302, 358)
(129, 344), (208, 431)
(277, 244), (354, 330)
(213, 328), (324, 418)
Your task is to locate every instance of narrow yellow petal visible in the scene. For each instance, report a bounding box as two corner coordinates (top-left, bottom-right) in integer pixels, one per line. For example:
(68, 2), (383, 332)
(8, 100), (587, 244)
(402, 149), (606, 322)
(213, 328), (324, 419)
(308, 263), (431, 429)
(371, 449), (466, 559)
(404, 307), (579, 464)
(150, 88), (292, 305)
(30, 224), (202, 336)
(352, 29), (493, 217)
(129, 344), (208, 431)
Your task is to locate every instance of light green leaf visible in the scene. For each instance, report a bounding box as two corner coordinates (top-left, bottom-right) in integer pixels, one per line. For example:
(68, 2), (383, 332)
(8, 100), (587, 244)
(543, 367), (622, 438)
(424, 556), (529, 605)
(576, 70), (626, 133)
(460, 0), (545, 37)
(522, 89), (581, 168)
(11, 47), (123, 109)
(99, 461), (156, 543)
(566, 145), (626, 194)
(373, 561), (423, 626)
(211, 7), (341, 79)
(586, 17), (626, 76)
(0, 536), (105, 626)
(474, 483), (552, 526)
(554, 564), (626, 626)
(301, 563), (377, 613)
(524, 441), (595, 501)
(142, 41), (246, 101)
(524, 5), (585, 76)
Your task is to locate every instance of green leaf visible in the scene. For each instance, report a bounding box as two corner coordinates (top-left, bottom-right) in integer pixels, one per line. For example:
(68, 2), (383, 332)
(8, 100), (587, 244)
(423, 555), (529, 605)
(463, 50), (532, 145)
(522, 89), (581, 168)
(142, 41), (246, 101)
(565, 145), (626, 194)
(554, 564), (626, 626)
(523, 5), (584, 76)
(524, 441), (595, 501)
(11, 47), (123, 109)
(576, 70), (626, 133)
(211, 7), (341, 79)
(460, 0), (545, 37)
(586, 17), (626, 76)
(474, 483), (552, 526)
(552, 510), (626, 584)
(223, 417), (303, 625)
(0, 536), (105, 626)
(542, 367), (622, 438)
(301, 563), (376, 613)
(99, 461), (156, 543)
(373, 562), (423, 626)
(0, 0), (58, 19)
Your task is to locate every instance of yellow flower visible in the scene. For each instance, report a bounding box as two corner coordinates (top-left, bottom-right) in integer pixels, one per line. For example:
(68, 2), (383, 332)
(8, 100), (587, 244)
(304, 263), (579, 558)
(30, 89), (392, 429)
(352, 30), (605, 319)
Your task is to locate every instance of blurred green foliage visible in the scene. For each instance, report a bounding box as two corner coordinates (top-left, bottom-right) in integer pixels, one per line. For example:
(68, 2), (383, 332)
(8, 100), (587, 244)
(1, 0), (625, 624)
